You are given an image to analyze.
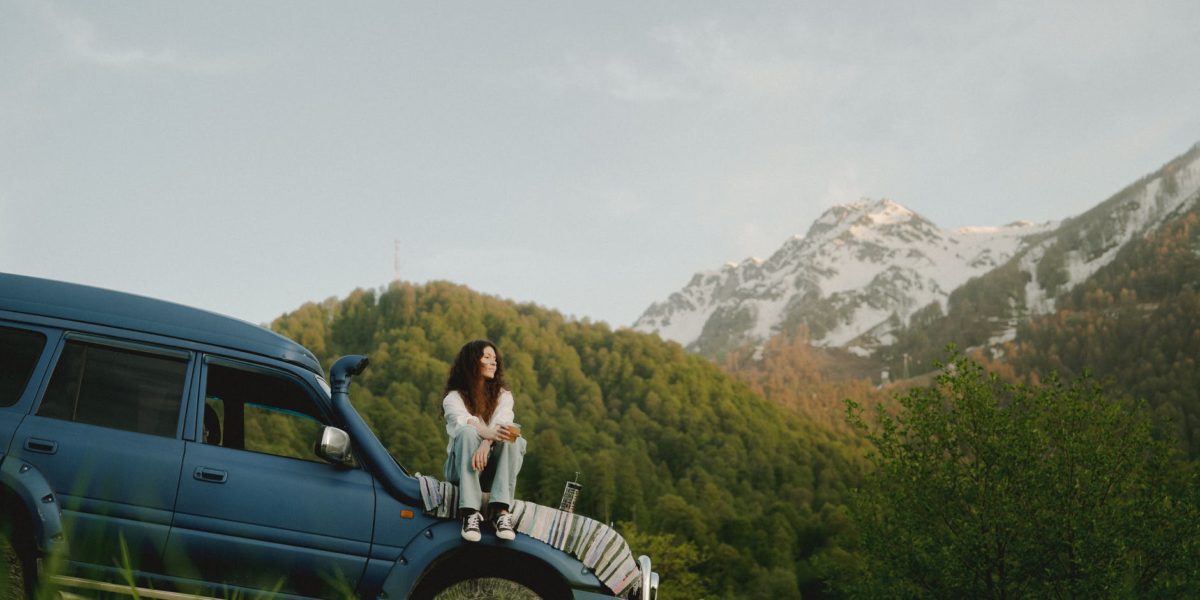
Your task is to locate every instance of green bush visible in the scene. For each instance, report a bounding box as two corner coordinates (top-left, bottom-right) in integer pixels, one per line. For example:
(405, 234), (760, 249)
(842, 352), (1200, 598)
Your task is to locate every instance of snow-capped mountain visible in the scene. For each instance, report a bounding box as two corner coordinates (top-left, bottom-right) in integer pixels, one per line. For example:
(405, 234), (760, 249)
(634, 143), (1200, 358)
(1017, 147), (1200, 315)
(634, 199), (1054, 356)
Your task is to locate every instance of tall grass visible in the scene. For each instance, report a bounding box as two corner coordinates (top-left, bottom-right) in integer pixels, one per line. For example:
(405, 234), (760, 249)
(2, 539), (21, 600)
(3, 533), (541, 600)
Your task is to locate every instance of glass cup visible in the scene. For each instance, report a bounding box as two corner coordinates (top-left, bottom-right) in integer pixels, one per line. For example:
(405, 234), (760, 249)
(502, 423), (522, 442)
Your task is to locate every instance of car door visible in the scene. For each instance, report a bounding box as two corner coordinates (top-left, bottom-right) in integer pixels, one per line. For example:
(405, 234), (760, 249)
(11, 333), (192, 577)
(162, 356), (375, 598)
(0, 323), (54, 454)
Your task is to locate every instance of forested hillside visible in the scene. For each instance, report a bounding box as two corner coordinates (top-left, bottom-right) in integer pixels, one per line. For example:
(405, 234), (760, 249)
(884, 143), (1200, 380)
(876, 153), (1200, 456)
(271, 281), (867, 598)
(721, 332), (887, 434)
(1002, 206), (1200, 454)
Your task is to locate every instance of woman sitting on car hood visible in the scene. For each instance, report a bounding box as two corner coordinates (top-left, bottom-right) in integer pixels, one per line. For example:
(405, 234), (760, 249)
(441, 339), (526, 542)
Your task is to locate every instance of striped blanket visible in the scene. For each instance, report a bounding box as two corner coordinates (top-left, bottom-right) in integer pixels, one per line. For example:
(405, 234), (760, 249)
(417, 475), (459, 519)
(416, 475), (641, 596)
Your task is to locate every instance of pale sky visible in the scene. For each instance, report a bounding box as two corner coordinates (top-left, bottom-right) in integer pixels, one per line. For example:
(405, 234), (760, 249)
(3, 1), (1199, 328)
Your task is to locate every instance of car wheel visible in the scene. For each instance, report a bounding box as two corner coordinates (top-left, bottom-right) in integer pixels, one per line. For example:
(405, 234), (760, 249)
(410, 548), (571, 600)
(0, 519), (39, 600)
(432, 576), (540, 600)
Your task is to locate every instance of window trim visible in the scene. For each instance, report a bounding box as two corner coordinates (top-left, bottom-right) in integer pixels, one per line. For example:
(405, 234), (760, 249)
(0, 323), (52, 409)
(202, 355), (330, 421)
(64, 332), (190, 360)
(34, 333), (195, 439)
(197, 355), (337, 464)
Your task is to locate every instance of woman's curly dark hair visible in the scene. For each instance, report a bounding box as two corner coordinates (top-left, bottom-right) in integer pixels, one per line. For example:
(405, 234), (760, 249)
(443, 339), (507, 423)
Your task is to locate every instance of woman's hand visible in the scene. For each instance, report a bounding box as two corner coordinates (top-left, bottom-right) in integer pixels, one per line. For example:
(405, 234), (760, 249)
(496, 424), (520, 442)
(472, 420), (503, 441)
(472, 441), (491, 472)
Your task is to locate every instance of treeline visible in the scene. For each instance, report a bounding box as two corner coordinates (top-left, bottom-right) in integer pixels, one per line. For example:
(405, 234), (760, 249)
(886, 202), (1200, 456)
(1002, 207), (1200, 454)
(721, 332), (887, 434)
(271, 281), (866, 598)
(885, 260), (1031, 373)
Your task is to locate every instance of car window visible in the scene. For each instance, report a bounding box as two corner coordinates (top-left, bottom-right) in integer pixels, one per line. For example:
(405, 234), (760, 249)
(39, 340), (188, 437)
(0, 326), (47, 407)
(203, 361), (327, 463)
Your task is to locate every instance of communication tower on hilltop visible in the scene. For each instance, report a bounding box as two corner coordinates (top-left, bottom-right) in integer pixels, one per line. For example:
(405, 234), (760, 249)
(393, 240), (401, 283)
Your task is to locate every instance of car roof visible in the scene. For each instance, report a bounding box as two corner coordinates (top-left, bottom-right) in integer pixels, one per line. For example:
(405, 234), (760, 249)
(0, 272), (323, 376)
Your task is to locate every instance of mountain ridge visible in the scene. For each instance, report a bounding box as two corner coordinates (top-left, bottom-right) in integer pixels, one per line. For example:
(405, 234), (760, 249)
(635, 143), (1200, 361)
(634, 198), (1054, 357)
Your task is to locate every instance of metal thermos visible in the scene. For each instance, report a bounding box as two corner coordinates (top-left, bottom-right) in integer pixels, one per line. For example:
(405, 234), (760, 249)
(559, 472), (582, 513)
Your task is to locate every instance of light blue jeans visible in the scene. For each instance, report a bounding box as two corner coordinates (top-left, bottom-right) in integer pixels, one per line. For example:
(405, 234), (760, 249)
(444, 426), (527, 512)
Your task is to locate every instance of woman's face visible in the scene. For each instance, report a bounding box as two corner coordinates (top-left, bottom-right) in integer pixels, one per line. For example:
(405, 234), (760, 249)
(479, 346), (498, 380)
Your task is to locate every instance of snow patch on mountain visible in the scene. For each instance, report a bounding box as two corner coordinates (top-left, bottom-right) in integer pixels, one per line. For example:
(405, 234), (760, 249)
(634, 198), (1054, 354)
(1023, 151), (1200, 315)
(636, 144), (1200, 359)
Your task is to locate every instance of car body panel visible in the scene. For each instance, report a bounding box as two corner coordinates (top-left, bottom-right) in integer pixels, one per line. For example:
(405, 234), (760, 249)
(164, 440), (377, 596)
(11, 416), (187, 573)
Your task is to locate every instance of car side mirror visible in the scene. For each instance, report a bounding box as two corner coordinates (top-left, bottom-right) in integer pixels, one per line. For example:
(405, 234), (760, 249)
(316, 426), (354, 467)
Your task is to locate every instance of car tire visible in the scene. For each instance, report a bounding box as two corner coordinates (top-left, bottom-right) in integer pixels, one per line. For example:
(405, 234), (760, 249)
(431, 577), (540, 599)
(410, 547), (571, 600)
(0, 518), (39, 600)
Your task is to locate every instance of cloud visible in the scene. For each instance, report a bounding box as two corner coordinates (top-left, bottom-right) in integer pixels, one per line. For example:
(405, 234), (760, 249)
(532, 19), (746, 103)
(649, 19), (822, 100)
(540, 16), (851, 106)
(540, 56), (693, 103)
(820, 165), (865, 208)
(571, 184), (647, 219)
(42, 4), (256, 74)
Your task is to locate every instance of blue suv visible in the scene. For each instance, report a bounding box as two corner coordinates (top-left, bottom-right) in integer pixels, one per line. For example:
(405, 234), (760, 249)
(0, 273), (657, 600)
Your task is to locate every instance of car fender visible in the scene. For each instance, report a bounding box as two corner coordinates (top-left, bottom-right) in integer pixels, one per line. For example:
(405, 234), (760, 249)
(379, 519), (610, 598)
(0, 456), (67, 555)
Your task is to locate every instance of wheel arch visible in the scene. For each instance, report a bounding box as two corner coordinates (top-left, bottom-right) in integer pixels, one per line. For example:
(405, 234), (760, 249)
(380, 520), (610, 600)
(0, 456), (67, 556)
(408, 544), (573, 600)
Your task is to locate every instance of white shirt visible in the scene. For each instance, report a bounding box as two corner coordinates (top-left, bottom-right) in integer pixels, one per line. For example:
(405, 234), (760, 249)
(442, 389), (515, 452)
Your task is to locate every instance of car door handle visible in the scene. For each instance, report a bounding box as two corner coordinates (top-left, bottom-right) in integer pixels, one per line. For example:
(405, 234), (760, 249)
(193, 467), (228, 484)
(25, 438), (58, 454)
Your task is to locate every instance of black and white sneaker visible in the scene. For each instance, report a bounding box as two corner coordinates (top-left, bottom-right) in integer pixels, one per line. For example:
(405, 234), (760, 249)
(461, 511), (482, 542)
(495, 511), (515, 541)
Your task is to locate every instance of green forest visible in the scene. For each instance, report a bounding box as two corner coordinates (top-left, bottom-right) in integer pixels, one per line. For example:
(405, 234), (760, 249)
(845, 353), (1199, 598)
(268, 214), (1200, 597)
(889, 191), (1200, 461)
(271, 282), (868, 598)
(1003, 208), (1200, 455)
(886, 144), (1200, 383)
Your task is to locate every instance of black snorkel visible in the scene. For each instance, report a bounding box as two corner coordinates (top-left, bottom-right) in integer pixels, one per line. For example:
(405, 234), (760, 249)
(329, 355), (422, 506)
